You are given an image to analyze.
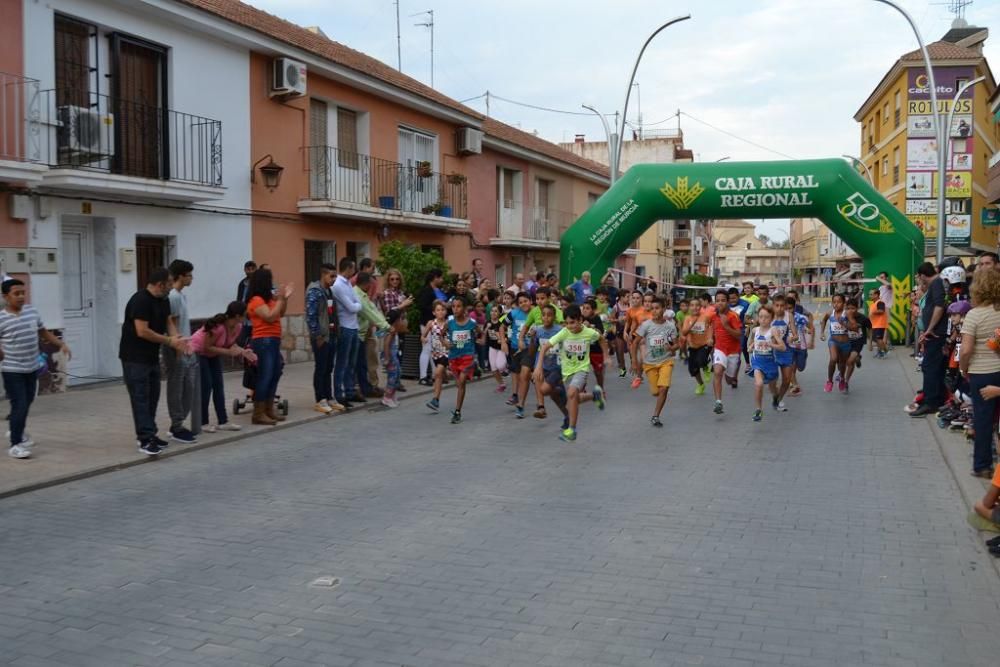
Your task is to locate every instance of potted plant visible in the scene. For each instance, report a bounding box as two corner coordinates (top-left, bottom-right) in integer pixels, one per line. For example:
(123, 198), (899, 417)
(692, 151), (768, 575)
(416, 160), (432, 178)
(376, 241), (451, 378)
(446, 172), (467, 185)
(421, 201), (443, 215)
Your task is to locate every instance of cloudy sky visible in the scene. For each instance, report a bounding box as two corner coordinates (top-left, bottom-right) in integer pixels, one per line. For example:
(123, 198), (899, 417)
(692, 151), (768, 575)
(246, 0), (998, 238)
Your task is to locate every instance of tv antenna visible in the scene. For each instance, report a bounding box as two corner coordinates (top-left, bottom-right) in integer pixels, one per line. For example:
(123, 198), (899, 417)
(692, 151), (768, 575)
(393, 0), (402, 71)
(412, 9), (434, 88)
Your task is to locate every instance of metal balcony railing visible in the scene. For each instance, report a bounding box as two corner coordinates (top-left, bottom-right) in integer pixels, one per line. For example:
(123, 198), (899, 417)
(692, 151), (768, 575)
(0, 72), (40, 162)
(304, 145), (467, 220)
(34, 89), (222, 186)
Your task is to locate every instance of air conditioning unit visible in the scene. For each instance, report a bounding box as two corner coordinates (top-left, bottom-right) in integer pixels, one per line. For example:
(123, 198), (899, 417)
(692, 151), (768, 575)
(57, 105), (114, 161)
(271, 58), (307, 97)
(456, 127), (483, 155)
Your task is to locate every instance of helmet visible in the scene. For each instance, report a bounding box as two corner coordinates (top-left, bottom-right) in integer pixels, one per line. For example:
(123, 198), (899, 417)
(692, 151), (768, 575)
(941, 266), (966, 285)
(947, 300), (971, 315)
(938, 256), (963, 269)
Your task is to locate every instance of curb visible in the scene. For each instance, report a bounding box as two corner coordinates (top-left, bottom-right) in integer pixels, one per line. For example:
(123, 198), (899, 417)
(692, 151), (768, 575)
(894, 352), (1000, 577)
(0, 378), (457, 500)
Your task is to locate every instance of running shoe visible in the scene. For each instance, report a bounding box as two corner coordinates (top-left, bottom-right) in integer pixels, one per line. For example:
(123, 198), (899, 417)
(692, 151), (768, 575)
(701, 367), (712, 384)
(772, 396), (780, 411)
(843, 382), (849, 394)
(381, 396), (397, 409)
(8, 444), (30, 459)
(515, 406), (525, 419)
(824, 380), (833, 393)
(561, 417), (570, 430)
(650, 416), (663, 427)
(559, 427), (577, 442)
(695, 383), (705, 396)
(752, 409), (763, 422)
(790, 386), (802, 397)
(714, 400), (724, 415)
(631, 377), (642, 390)
(450, 410), (462, 424)
(533, 406), (547, 419)
(593, 387), (605, 410)
(495, 383), (506, 393)
(426, 397), (440, 412)
(505, 394), (519, 406)
(776, 401), (788, 412)
(618, 368), (627, 378)
(838, 380), (847, 393)
(856, 356), (862, 369)
(745, 367), (754, 378)
(834, 372), (842, 383)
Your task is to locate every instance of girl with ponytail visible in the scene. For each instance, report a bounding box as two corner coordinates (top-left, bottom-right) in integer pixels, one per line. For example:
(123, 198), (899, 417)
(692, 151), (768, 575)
(190, 301), (256, 432)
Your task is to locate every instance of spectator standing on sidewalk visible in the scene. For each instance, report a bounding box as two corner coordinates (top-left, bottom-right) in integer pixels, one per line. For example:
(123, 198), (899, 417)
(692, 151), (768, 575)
(247, 267), (292, 425)
(378, 269), (412, 392)
(0, 279), (70, 459)
(120, 268), (185, 456)
(236, 260), (256, 303)
(165, 259), (200, 443)
(191, 301), (254, 432)
(333, 257), (363, 407)
(354, 271), (389, 398)
(353, 258), (383, 394)
(911, 262), (948, 417)
(306, 263), (342, 415)
(415, 269), (446, 385)
(959, 268), (1000, 478)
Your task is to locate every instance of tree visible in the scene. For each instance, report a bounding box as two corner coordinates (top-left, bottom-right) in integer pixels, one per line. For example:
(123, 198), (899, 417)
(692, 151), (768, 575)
(376, 241), (450, 333)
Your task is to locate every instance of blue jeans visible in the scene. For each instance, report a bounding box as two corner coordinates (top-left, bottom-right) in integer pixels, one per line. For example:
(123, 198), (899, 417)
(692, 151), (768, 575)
(3, 371), (36, 447)
(122, 361), (160, 441)
(334, 328), (359, 402)
(311, 338), (334, 402)
(355, 339), (373, 396)
(969, 371), (1000, 473)
(251, 337), (283, 402)
(198, 355), (228, 426)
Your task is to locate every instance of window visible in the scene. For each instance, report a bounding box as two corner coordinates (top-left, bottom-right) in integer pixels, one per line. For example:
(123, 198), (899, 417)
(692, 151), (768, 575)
(501, 169), (519, 208)
(421, 245), (444, 259)
(346, 241), (370, 262)
(54, 14), (95, 107)
(135, 236), (165, 291)
(882, 157), (888, 176)
(882, 102), (888, 124)
(110, 33), (168, 179)
(309, 99), (329, 197)
(894, 90), (901, 127)
(892, 147), (900, 185)
(494, 264), (506, 289)
(398, 126), (435, 168)
(304, 240), (336, 287)
(536, 178), (552, 216)
(588, 192), (600, 206)
(337, 107), (358, 169)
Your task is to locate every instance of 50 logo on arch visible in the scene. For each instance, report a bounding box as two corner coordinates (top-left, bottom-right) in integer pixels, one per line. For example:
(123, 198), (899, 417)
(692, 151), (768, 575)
(837, 192), (895, 234)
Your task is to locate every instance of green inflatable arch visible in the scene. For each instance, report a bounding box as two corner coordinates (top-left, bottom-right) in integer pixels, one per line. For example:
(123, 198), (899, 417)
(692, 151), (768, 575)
(561, 158), (923, 341)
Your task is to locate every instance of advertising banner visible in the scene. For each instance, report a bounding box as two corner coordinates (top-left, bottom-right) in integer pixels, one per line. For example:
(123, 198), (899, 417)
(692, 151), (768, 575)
(952, 153), (973, 170)
(908, 66), (975, 100)
(908, 213), (971, 245)
(907, 114), (974, 138)
(983, 209), (1000, 226)
(905, 171), (932, 198)
(907, 98), (973, 115)
(907, 139), (939, 169)
(905, 199), (952, 215)
(932, 171), (972, 198)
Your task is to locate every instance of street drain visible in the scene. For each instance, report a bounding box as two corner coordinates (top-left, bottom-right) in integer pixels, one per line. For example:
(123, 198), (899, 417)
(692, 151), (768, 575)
(309, 576), (341, 588)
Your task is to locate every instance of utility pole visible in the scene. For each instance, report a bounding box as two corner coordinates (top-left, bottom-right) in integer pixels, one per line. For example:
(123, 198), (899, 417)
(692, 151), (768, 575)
(412, 10), (434, 88)
(394, 0), (402, 71)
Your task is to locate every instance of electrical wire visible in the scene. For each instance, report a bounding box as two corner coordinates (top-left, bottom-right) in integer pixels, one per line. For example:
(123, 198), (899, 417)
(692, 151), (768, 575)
(678, 111), (795, 159)
(489, 93), (614, 117)
(638, 111), (680, 127)
(458, 92), (486, 104)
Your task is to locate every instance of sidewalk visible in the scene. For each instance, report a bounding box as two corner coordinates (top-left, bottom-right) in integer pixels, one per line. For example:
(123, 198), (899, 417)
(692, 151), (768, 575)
(0, 362), (437, 498)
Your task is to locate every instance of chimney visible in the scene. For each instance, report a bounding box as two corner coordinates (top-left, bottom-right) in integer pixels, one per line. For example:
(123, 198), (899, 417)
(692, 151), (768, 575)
(574, 134), (585, 143)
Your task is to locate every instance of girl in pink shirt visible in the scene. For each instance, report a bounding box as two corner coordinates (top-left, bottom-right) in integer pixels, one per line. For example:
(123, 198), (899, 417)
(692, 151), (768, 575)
(193, 301), (256, 432)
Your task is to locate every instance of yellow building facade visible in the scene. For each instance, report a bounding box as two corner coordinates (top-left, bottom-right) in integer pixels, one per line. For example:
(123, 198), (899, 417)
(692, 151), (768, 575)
(854, 24), (1000, 255)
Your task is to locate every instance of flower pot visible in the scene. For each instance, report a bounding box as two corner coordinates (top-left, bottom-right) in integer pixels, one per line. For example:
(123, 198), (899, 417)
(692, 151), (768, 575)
(417, 165), (432, 178)
(378, 195), (395, 209)
(421, 206), (434, 215)
(436, 206), (453, 218)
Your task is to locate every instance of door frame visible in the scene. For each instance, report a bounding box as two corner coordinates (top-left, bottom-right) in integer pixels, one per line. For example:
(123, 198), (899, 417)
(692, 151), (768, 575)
(60, 221), (97, 377)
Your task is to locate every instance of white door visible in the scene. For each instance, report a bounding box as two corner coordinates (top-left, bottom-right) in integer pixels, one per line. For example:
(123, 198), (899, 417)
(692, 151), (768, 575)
(398, 127), (437, 212)
(61, 224), (96, 382)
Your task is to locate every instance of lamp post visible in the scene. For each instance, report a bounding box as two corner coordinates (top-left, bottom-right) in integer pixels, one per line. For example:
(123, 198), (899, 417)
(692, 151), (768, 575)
(841, 154), (874, 184)
(940, 76), (984, 248)
(582, 105), (619, 185)
(871, 0), (942, 263)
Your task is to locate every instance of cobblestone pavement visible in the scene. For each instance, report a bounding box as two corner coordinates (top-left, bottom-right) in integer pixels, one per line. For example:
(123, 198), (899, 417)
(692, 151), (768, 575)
(1, 352), (999, 667)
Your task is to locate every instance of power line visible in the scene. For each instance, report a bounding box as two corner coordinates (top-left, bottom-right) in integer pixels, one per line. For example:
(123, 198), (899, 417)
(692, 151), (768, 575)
(678, 111), (795, 159)
(639, 111), (680, 127)
(458, 92), (486, 103)
(489, 93), (611, 117)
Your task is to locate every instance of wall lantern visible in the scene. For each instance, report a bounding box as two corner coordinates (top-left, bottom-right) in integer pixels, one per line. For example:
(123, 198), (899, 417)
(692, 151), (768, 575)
(251, 154), (284, 190)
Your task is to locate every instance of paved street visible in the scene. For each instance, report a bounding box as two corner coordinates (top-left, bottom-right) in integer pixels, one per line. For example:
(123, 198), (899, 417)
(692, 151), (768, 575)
(2, 353), (1000, 667)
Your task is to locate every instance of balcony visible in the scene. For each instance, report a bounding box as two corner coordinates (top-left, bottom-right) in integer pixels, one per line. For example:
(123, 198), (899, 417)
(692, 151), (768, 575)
(0, 72), (46, 183)
(299, 146), (468, 231)
(490, 202), (575, 250)
(32, 89), (223, 201)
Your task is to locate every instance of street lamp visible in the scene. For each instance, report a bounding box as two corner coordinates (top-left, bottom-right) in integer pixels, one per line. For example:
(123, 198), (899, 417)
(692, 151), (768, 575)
(582, 104), (619, 185)
(841, 154), (874, 184)
(871, 0), (943, 263)
(615, 15), (691, 172)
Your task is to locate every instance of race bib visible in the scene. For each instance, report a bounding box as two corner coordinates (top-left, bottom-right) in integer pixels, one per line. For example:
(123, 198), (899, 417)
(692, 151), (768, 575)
(830, 319), (846, 335)
(691, 322), (705, 334)
(452, 330), (470, 346)
(754, 339), (773, 354)
(648, 334), (667, 358)
(563, 340), (588, 359)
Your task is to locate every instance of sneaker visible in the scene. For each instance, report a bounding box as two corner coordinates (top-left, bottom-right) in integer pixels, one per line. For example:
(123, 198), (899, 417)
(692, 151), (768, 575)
(650, 416), (663, 427)
(495, 383), (506, 393)
(745, 367), (754, 378)
(772, 396), (780, 411)
(5, 430), (31, 446)
(561, 416), (570, 430)
(450, 410), (462, 424)
(8, 444), (30, 459)
(202, 424), (217, 433)
(752, 409), (763, 422)
(776, 401), (788, 412)
(169, 428), (197, 444)
(631, 377), (642, 390)
(218, 422), (241, 431)
(426, 398), (440, 413)
(824, 380), (833, 393)
(505, 394), (519, 406)
(315, 401), (334, 415)
(559, 427), (577, 442)
(790, 386), (802, 397)
(855, 356), (861, 369)
(327, 400), (347, 412)
(618, 368), (627, 378)
(515, 406), (525, 419)
(701, 367), (712, 383)
(695, 383), (705, 396)
(381, 396), (397, 409)
(137, 440), (162, 456)
(714, 400), (724, 415)
(593, 386), (605, 410)
(533, 406), (547, 419)
(152, 435), (169, 449)
(843, 382), (849, 394)
(349, 394), (368, 404)
(838, 380), (847, 393)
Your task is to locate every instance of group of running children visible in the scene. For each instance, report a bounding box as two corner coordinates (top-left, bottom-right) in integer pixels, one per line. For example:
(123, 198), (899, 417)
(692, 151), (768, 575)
(393, 282), (889, 441)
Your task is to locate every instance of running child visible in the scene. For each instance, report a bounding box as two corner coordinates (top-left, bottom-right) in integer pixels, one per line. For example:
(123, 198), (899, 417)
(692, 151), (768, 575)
(630, 297), (678, 427)
(534, 305), (609, 442)
(843, 299), (870, 393)
(483, 305), (509, 392)
(612, 291), (631, 376)
(581, 298), (607, 389)
(681, 295), (715, 395)
(424, 300), (450, 412)
(445, 298), (479, 423)
(528, 304), (568, 425)
(770, 294), (795, 411)
(711, 291), (743, 414)
(867, 287), (889, 358)
(785, 296), (810, 397)
(748, 305), (786, 422)
(820, 293), (851, 393)
(501, 292), (533, 416)
(381, 308), (407, 408)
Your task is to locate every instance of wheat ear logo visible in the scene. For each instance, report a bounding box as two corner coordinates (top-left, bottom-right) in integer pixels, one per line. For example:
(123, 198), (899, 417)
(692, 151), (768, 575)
(660, 177), (705, 210)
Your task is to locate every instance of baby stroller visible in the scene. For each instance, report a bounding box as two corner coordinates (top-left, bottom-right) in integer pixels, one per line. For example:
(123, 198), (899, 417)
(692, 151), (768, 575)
(231, 355), (289, 417)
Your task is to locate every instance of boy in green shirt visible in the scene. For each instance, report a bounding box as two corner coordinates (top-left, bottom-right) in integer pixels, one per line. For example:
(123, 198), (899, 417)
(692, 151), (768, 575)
(534, 304), (609, 442)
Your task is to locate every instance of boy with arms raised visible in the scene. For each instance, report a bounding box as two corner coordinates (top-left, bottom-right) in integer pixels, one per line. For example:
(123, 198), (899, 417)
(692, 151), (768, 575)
(630, 297), (677, 427)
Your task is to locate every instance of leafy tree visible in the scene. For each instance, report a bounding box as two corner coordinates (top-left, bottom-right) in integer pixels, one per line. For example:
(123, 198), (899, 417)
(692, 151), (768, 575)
(376, 240), (450, 333)
(683, 273), (717, 286)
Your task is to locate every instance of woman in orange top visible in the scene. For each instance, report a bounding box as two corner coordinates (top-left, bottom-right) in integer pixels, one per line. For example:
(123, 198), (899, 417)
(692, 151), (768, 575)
(246, 268), (293, 425)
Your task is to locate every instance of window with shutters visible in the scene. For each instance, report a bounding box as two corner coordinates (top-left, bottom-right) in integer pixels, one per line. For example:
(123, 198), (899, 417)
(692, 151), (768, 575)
(304, 240), (336, 288)
(337, 108), (358, 169)
(110, 33), (168, 179)
(308, 99), (329, 198)
(54, 15), (96, 108)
